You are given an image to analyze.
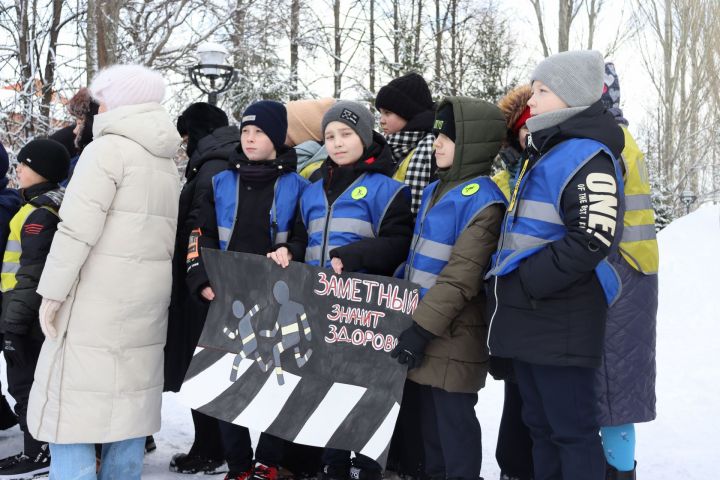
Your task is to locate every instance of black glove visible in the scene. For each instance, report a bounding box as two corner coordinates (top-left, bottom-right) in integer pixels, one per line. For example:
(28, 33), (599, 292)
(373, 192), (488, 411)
(390, 323), (435, 370)
(3, 334), (27, 369)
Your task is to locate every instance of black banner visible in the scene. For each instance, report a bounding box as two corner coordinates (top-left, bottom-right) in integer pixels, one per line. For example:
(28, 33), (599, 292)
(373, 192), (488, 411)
(178, 249), (418, 466)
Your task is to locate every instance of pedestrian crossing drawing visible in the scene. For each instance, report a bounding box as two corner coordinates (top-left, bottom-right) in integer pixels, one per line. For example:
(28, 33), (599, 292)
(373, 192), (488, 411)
(178, 250), (416, 466)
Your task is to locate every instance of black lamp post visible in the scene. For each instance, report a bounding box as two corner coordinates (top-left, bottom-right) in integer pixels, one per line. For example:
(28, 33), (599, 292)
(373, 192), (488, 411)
(188, 43), (237, 106)
(680, 189), (697, 215)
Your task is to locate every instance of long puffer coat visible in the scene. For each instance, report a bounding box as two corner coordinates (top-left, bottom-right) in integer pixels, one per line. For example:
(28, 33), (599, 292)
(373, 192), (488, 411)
(595, 252), (657, 425)
(27, 102), (180, 443)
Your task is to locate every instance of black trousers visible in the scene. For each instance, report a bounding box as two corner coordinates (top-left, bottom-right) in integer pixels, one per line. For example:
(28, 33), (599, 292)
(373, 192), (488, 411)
(219, 420), (284, 472)
(387, 380), (426, 478)
(513, 360), (604, 480)
(4, 333), (45, 457)
(496, 381), (534, 480)
(189, 409), (224, 459)
(321, 449), (381, 472)
(419, 385), (481, 480)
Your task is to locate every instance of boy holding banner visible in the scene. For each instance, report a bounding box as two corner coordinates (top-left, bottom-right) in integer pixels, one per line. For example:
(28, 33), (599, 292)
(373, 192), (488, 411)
(390, 97), (507, 480)
(187, 100), (309, 480)
(268, 100), (413, 480)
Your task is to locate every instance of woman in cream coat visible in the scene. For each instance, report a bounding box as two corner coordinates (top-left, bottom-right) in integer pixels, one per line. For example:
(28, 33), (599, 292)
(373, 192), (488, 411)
(27, 64), (181, 479)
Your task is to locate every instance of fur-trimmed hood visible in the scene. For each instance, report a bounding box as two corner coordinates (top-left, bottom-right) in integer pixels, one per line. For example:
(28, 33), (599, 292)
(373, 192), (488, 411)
(497, 84), (532, 132)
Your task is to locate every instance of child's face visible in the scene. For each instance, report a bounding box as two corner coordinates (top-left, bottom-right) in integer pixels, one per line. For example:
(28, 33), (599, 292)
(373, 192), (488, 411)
(433, 133), (455, 169)
(16, 162), (47, 189)
(378, 109), (407, 136)
(324, 121), (364, 166)
(241, 125), (277, 161)
(528, 80), (568, 116)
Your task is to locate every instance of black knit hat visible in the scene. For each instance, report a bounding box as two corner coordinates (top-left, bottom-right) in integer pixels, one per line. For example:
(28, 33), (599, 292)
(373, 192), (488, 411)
(375, 72), (434, 121)
(177, 102), (229, 157)
(433, 103), (456, 142)
(17, 138), (71, 183)
(241, 100), (288, 151)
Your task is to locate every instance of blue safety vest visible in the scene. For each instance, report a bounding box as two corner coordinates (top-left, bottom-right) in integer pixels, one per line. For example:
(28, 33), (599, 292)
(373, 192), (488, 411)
(300, 172), (408, 268)
(212, 171), (309, 250)
(486, 138), (624, 305)
(405, 177), (507, 297)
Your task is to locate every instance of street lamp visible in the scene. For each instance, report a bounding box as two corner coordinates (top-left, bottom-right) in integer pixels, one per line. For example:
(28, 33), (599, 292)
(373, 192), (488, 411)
(188, 42), (237, 106)
(680, 189), (697, 215)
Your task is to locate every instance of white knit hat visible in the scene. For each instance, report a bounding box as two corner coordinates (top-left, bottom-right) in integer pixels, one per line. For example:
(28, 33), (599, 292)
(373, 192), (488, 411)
(89, 64), (166, 111)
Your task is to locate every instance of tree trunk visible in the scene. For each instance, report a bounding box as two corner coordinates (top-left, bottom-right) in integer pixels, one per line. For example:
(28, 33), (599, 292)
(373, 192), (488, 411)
(414, 0), (422, 67)
(86, 0), (97, 84)
(393, 0), (400, 77)
(369, 0), (375, 94)
(290, 0), (300, 99)
(558, 0), (572, 52)
(39, 0), (63, 134)
(529, 0), (550, 57)
(96, 0), (121, 68)
(449, 0), (457, 94)
(333, 0), (341, 98)
(434, 0), (442, 83)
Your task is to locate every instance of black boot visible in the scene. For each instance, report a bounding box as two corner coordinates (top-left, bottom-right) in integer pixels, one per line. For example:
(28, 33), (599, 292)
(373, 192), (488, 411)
(606, 461), (636, 480)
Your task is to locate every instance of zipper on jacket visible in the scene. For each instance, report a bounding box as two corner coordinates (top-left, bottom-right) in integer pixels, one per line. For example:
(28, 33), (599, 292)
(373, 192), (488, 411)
(406, 187), (432, 280)
(487, 275), (500, 354)
(269, 177), (280, 244)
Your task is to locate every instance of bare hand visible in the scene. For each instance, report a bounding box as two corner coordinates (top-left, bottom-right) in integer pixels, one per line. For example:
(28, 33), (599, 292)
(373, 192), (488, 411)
(267, 247), (293, 268)
(201, 286), (215, 301)
(330, 257), (344, 275)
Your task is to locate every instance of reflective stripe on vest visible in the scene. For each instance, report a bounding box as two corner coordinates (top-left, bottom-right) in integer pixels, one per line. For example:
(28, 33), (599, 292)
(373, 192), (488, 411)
(1, 203), (58, 292)
(487, 138), (624, 306)
(212, 171), (309, 251)
(301, 172), (409, 268)
(406, 177), (507, 297)
(618, 126), (659, 274)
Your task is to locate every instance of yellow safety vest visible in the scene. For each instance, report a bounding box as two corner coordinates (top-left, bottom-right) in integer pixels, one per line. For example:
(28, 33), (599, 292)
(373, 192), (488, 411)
(0, 203), (58, 292)
(491, 170), (512, 201)
(618, 126), (659, 274)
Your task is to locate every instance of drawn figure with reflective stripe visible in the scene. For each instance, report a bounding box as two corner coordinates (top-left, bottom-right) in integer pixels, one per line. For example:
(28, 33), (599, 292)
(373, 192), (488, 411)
(224, 300), (273, 381)
(259, 280), (312, 386)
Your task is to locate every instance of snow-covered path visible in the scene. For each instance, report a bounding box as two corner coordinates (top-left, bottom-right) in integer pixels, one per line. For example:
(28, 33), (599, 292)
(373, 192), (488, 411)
(2, 204), (718, 479)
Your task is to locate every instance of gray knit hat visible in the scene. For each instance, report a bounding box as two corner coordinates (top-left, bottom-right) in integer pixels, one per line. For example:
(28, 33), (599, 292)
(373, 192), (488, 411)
(530, 50), (605, 108)
(321, 100), (374, 148)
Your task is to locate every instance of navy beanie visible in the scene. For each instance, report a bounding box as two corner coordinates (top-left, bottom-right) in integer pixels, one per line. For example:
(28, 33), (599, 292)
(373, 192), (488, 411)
(241, 100), (288, 150)
(0, 141), (9, 178)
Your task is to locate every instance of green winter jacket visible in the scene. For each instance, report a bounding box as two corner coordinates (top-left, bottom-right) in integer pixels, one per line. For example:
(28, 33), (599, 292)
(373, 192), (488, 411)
(408, 96), (506, 393)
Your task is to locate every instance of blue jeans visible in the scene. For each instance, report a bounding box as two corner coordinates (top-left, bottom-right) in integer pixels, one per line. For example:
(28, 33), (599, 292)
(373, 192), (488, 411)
(49, 437), (145, 480)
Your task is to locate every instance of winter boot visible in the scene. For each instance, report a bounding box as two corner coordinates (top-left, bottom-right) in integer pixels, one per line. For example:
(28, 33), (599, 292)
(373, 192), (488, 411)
(169, 452), (227, 474)
(349, 465), (383, 480)
(0, 395), (18, 431)
(144, 435), (156, 454)
(224, 468), (254, 480)
(606, 461), (636, 480)
(252, 462), (280, 480)
(319, 464), (351, 480)
(0, 444), (50, 479)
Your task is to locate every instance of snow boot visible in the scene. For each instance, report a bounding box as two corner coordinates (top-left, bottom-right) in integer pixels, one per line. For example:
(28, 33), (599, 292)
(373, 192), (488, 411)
(0, 395), (18, 431)
(349, 465), (382, 480)
(319, 464), (350, 480)
(0, 444), (50, 479)
(144, 435), (156, 454)
(606, 461), (636, 480)
(252, 463), (279, 480)
(169, 452), (227, 474)
(224, 468), (254, 480)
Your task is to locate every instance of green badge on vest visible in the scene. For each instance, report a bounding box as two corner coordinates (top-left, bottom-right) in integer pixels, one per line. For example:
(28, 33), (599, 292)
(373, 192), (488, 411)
(461, 183), (480, 196)
(351, 186), (368, 200)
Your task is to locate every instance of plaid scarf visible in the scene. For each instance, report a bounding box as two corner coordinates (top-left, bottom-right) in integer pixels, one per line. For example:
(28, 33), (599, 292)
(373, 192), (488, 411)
(386, 130), (435, 215)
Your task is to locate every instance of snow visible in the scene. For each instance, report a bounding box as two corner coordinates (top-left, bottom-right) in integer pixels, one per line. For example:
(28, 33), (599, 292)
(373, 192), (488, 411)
(2, 204), (719, 479)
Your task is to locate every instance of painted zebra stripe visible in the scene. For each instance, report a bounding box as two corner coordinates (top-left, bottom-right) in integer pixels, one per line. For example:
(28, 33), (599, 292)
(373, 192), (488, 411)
(232, 372), (302, 432)
(359, 402), (401, 461)
(293, 382), (367, 447)
(183, 348), (228, 382)
(178, 354), (252, 409)
(266, 376), (335, 439)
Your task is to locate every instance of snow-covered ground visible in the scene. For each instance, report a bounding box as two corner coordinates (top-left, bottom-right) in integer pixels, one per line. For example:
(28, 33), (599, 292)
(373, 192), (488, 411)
(2, 204), (719, 479)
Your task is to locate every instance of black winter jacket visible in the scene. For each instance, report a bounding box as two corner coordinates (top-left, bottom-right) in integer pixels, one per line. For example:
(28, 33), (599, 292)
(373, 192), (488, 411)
(165, 126), (239, 392)
(185, 146), (301, 297)
(487, 101), (625, 369)
(0, 183), (63, 340)
(281, 132), (413, 276)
